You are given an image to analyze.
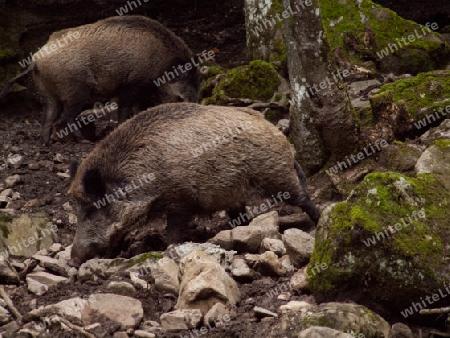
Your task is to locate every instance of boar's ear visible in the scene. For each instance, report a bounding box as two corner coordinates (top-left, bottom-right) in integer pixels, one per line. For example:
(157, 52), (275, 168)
(82, 168), (106, 199)
(69, 159), (79, 181)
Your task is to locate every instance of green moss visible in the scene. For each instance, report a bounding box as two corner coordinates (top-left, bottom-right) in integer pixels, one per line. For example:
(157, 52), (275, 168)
(202, 61), (281, 104)
(376, 70), (450, 121)
(135, 251), (163, 263)
(318, 0), (450, 73)
(309, 172), (450, 295)
(273, 93), (282, 102)
(432, 139), (450, 148)
(300, 314), (333, 327)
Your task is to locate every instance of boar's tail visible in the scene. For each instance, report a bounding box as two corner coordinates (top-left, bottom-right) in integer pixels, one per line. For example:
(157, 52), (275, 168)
(0, 64), (35, 100)
(294, 160), (321, 225)
(294, 160), (308, 192)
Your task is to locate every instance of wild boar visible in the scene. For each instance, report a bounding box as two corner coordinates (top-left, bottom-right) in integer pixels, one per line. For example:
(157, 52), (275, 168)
(68, 103), (320, 265)
(30, 15), (199, 145)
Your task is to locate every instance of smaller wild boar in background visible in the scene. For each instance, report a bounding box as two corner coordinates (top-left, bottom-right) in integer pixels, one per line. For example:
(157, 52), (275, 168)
(6, 15), (199, 145)
(68, 103), (320, 266)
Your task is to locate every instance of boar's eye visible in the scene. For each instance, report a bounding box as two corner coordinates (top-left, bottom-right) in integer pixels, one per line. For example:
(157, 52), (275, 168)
(82, 168), (106, 200)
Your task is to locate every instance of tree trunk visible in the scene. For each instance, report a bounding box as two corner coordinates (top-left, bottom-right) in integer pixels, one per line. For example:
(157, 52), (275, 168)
(283, 0), (356, 175)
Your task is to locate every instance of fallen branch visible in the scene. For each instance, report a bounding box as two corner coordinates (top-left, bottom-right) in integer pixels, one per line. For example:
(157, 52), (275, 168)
(0, 286), (21, 320)
(59, 317), (96, 338)
(420, 306), (450, 314)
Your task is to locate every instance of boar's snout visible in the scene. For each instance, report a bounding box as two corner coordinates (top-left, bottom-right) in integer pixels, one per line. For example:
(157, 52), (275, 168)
(70, 240), (104, 267)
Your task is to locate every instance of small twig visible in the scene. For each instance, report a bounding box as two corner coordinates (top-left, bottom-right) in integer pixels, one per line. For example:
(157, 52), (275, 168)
(420, 306), (450, 315)
(59, 317), (96, 338)
(0, 286), (22, 320)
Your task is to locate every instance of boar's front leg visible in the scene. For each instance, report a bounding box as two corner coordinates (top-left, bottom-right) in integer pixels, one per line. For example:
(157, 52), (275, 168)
(41, 97), (61, 146)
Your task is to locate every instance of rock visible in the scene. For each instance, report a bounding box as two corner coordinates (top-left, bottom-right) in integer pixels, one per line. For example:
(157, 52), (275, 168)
(24, 199), (40, 207)
(56, 172), (70, 179)
(4, 175), (21, 189)
(77, 251), (162, 282)
(27, 162), (40, 170)
(207, 230), (233, 251)
(160, 309), (202, 331)
(0, 189), (12, 198)
(0, 214), (56, 258)
(81, 293), (143, 329)
(300, 303), (391, 337)
(32, 254), (70, 277)
(231, 258), (257, 283)
(278, 213), (315, 232)
(253, 306), (277, 318)
(113, 332), (128, 338)
(53, 153), (63, 163)
(308, 172), (450, 315)
(420, 119), (450, 145)
(278, 301), (316, 315)
(391, 322), (413, 338)
(244, 251), (286, 277)
(67, 213), (77, 225)
(348, 79), (382, 99)
(279, 255), (295, 274)
(48, 243), (63, 254)
(10, 192), (20, 201)
(176, 250), (240, 315)
(26, 271), (68, 296)
(0, 255), (20, 284)
(299, 327), (352, 338)
(0, 320), (20, 335)
(134, 330), (156, 338)
(289, 268), (308, 293)
(62, 202), (72, 212)
(164, 243), (236, 270)
(6, 155), (23, 169)
(107, 281), (137, 296)
(0, 306), (11, 325)
(129, 271), (149, 290)
(151, 257), (179, 296)
(282, 228), (314, 267)
(277, 292), (290, 301)
(24, 297), (87, 322)
(378, 143), (422, 173)
(276, 119), (290, 134)
(203, 303), (230, 326)
(260, 238), (286, 257)
(415, 140), (450, 189)
(231, 211), (280, 253)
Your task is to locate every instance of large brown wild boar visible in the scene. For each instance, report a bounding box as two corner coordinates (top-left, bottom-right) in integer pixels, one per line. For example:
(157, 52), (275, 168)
(30, 15), (199, 144)
(69, 103), (320, 265)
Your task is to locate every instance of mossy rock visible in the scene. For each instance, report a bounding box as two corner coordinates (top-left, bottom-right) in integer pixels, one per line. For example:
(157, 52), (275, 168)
(308, 172), (450, 316)
(201, 60), (281, 104)
(273, 303), (391, 337)
(374, 70), (450, 124)
(319, 0), (450, 74)
(364, 71), (450, 139)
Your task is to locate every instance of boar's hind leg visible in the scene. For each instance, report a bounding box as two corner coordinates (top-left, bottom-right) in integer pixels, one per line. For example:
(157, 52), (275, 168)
(41, 97), (61, 146)
(166, 212), (193, 245)
(291, 161), (320, 225)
